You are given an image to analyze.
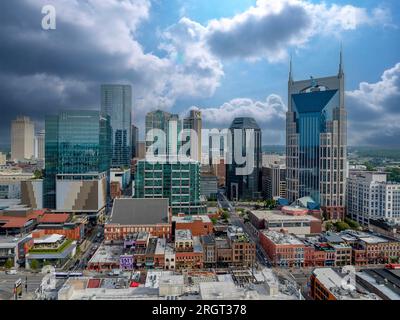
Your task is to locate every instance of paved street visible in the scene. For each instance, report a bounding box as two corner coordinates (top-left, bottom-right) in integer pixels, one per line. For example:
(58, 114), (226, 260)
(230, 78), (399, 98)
(217, 192), (271, 268)
(0, 272), (45, 300)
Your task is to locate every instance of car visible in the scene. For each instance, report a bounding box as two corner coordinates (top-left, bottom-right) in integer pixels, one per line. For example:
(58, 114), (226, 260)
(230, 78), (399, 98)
(6, 269), (17, 275)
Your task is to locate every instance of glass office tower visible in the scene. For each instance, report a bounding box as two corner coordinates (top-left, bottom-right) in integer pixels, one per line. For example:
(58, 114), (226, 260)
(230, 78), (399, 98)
(226, 117), (262, 201)
(134, 159), (205, 215)
(101, 85), (132, 168)
(286, 52), (347, 220)
(43, 111), (111, 209)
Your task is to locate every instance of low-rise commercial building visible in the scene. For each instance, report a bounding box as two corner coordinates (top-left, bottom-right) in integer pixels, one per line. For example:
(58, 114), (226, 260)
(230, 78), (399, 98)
(248, 209), (322, 235)
(0, 235), (33, 268)
(310, 268), (379, 300)
(26, 234), (77, 269)
(105, 198), (172, 242)
(172, 214), (213, 237)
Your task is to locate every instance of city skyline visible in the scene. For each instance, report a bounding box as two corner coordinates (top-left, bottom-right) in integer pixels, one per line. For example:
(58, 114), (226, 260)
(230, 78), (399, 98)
(0, 0), (399, 148)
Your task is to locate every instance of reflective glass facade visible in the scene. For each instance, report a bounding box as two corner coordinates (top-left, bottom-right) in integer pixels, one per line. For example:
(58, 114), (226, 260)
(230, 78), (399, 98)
(226, 117), (262, 201)
(44, 111), (111, 209)
(134, 160), (206, 215)
(101, 85), (132, 168)
(292, 90), (339, 203)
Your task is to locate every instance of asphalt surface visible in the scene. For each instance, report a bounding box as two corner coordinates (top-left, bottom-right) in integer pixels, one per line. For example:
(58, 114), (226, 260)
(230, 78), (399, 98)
(0, 272), (45, 300)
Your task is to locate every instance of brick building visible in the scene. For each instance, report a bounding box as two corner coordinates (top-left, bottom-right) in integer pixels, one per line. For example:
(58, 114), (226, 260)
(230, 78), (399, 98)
(105, 198), (172, 242)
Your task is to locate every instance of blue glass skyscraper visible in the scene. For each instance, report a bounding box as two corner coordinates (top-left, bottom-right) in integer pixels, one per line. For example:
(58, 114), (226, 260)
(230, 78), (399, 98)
(286, 51), (347, 220)
(101, 84), (132, 168)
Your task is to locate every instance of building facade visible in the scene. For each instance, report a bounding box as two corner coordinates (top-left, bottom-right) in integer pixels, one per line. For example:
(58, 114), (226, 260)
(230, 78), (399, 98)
(262, 165), (287, 200)
(134, 159), (205, 215)
(43, 110), (111, 211)
(347, 171), (400, 226)
(286, 54), (347, 220)
(101, 84), (132, 168)
(226, 117), (262, 201)
(11, 117), (35, 162)
(131, 124), (139, 159)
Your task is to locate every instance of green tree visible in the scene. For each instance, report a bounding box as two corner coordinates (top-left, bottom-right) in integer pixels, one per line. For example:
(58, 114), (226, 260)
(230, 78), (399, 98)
(4, 258), (13, 269)
(33, 169), (43, 179)
(211, 217), (218, 225)
(221, 212), (229, 221)
(344, 218), (360, 230)
(30, 260), (39, 270)
(325, 222), (334, 231)
(335, 221), (351, 232)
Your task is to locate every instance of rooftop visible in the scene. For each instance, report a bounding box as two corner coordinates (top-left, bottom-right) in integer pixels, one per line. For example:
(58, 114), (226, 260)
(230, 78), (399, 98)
(261, 230), (303, 245)
(175, 229), (192, 242)
(88, 245), (123, 264)
(34, 234), (65, 244)
(313, 268), (379, 300)
(40, 213), (70, 224)
(251, 210), (319, 221)
(172, 215), (211, 224)
(109, 198), (170, 226)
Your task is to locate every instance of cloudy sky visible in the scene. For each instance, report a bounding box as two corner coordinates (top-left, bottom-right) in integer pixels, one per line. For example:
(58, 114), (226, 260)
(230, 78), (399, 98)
(0, 0), (399, 147)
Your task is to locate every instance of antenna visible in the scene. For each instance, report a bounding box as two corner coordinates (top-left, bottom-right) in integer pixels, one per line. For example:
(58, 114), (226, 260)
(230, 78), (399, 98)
(289, 54), (293, 82)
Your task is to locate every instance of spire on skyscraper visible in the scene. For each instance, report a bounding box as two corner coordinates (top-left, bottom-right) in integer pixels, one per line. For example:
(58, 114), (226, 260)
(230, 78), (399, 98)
(289, 54), (293, 82)
(338, 43), (344, 78)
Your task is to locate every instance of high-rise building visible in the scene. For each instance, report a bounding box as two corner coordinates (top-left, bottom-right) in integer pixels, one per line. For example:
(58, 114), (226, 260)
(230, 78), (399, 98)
(145, 109), (202, 161)
(134, 159), (206, 215)
(226, 117), (262, 201)
(43, 110), (111, 213)
(11, 116), (35, 162)
(145, 110), (174, 155)
(101, 84), (132, 168)
(286, 52), (347, 220)
(262, 164), (287, 200)
(347, 171), (400, 226)
(183, 110), (202, 163)
(131, 124), (139, 159)
(34, 130), (45, 160)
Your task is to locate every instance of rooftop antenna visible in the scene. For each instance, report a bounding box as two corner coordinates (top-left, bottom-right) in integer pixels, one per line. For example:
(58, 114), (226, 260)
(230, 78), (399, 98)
(289, 54), (293, 83)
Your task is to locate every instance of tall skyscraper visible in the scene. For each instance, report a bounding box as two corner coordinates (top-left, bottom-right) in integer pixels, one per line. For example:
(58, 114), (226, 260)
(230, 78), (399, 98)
(183, 110), (202, 162)
(11, 116), (35, 162)
(101, 84), (132, 168)
(226, 117), (262, 201)
(286, 52), (347, 220)
(43, 110), (111, 212)
(131, 124), (139, 159)
(146, 110), (171, 156)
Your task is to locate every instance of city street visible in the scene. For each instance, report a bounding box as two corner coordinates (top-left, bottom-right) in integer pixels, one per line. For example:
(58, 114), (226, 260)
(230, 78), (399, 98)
(217, 192), (271, 267)
(0, 271), (45, 300)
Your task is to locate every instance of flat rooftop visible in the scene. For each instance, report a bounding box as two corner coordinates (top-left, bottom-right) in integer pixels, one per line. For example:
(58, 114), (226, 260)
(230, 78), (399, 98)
(251, 210), (319, 221)
(175, 229), (192, 241)
(261, 230), (303, 245)
(109, 198), (169, 225)
(88, 245), (123, 264)
(313, 268), (379, 300)
(172, 215), (211, 223)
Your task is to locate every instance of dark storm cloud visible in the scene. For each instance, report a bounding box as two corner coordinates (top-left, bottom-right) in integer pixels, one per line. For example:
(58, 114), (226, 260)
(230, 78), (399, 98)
(206, 3), (311, 60)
